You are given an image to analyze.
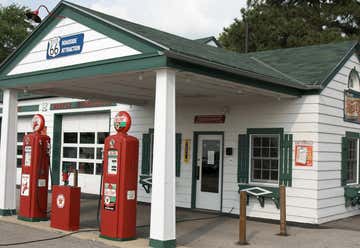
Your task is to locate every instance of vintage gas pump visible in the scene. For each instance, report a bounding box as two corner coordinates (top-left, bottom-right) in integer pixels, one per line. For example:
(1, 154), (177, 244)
(18, 114), (51, 222)
(100, 111), (139, 241)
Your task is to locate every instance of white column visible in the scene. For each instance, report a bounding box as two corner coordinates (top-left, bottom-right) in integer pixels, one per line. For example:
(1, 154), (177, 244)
(149, 69), (176, 248)
(0, 89), (18, 216)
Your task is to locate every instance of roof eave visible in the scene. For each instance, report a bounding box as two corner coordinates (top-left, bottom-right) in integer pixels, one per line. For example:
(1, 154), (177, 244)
(165, 50), (314, 92)
(318, 41), (359, 91)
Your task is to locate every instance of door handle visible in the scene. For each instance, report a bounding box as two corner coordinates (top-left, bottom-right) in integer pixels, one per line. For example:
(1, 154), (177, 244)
(196, 166), (200, 180)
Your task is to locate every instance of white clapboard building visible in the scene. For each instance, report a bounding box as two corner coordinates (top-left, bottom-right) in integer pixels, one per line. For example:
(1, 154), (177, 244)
(1, 1), (360, 247)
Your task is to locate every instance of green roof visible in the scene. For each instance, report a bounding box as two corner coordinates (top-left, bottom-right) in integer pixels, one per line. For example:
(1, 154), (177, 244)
(245, 41), (358, 87)
(195, 36), (222, 47)
(0, 0), (357, 96)
(66, 1), (358, 91)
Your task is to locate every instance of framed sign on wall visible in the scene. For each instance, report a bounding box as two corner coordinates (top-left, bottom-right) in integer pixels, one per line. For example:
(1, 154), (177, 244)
(295, 141), (313, 167)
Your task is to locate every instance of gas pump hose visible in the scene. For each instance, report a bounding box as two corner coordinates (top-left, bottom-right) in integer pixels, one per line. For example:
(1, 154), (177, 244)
(0, 206), (233, 246)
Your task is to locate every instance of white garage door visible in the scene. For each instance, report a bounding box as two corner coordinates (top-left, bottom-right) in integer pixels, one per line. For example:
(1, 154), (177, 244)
(61, 113), (110, 194)
(16, 117), (33, 184)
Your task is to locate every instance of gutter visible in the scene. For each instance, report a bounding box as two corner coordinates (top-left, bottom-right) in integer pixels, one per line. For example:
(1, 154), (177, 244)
(165, 50), (322, 91)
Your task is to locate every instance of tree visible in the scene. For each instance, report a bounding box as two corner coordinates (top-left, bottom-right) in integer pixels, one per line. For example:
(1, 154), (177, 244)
(219, 0), (360, 53)
(0, 4), (35, 64)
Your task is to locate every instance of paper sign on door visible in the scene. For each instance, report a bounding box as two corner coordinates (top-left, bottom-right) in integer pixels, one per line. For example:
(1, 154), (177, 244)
(208, 151), (215, 165)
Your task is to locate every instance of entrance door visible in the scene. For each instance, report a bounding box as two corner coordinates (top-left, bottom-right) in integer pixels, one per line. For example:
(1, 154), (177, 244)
(196, 134), (223, 211)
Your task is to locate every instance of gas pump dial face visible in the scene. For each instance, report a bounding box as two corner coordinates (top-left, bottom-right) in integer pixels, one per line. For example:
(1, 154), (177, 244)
(31, 114), (45, 132)
(114, 111), (131, 133)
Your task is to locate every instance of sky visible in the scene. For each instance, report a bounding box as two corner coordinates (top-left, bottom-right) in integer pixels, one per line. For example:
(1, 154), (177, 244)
(0, 0), (246, 39)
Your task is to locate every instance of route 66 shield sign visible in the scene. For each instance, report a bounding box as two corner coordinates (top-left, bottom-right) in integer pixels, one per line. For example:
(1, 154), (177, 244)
(47, 37), (61, 58)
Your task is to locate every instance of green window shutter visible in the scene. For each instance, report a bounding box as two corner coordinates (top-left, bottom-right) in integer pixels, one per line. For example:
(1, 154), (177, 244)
(141, 133), (151, 175)
(281, 134), (293, 187)
(176, 133), (182, 177)
(341, 137), (349, 186)
(238, 134), (249, 183)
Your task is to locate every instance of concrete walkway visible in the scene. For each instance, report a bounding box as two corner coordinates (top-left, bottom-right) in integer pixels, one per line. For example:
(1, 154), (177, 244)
(0, 193), (359, 247)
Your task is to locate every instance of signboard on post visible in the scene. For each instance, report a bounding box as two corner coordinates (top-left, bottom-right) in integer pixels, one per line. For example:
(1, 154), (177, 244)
(295, 141), (313, 167)
(47, 33), (84, 60)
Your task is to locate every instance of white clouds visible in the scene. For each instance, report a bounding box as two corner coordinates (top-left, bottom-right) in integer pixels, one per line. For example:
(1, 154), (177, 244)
(0, 0), (246, 39)
(90, 0), (246, 39)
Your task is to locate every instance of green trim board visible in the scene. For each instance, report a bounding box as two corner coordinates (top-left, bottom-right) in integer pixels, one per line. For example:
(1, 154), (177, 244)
(0, 105), (39, 114)
(149, 238), (176, 248)
(0, 54), (166, 89)
(0, 209), (16, 216)
(191, 131), (224, 210)
(52, 114), (62, 185)
(176, 133), (182, 177)
(238, 134), (249, 184)
(18, 105), (39, 113)
(17, 216), (49, 222)
(99, 234), (136, 242)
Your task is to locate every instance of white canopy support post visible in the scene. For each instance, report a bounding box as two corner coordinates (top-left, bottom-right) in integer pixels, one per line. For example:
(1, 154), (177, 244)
(0, 89), (18, 216)
(149, 69), (176, 248)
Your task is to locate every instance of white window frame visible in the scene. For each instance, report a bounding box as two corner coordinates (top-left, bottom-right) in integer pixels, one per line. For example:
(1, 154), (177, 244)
(61, 131), (107, 176)
(248, 134), (280, 186)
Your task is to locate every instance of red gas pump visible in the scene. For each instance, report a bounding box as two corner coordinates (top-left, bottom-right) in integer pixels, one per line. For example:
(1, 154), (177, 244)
(100, 111), (139, 241)
(18, 114), (51, 222)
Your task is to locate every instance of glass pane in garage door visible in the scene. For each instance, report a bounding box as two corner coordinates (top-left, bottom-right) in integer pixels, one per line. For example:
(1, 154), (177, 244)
(61, 131), (107, 176)
(79, 162), (94, 174)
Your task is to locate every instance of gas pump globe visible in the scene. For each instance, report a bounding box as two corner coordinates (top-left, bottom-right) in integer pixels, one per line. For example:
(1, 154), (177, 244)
(100, 111), (139, 241)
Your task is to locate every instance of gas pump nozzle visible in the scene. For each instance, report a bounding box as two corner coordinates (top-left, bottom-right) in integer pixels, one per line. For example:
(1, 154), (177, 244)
(62, 169), (70, 186)
(62, 168), (78, 187)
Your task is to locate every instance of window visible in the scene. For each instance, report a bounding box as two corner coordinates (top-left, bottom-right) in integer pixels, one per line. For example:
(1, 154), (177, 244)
(64, 132), (77, 143)
(347, 138), (358, 184)
(61, 131), (108, 175)
(141, 130), (182, 177)
(238, 128), (293, 186)
(348, 68), (360, 91)
(342, 133), (360, 185)
(16, 132), (29, 168)
(80, 132), (95, 144)
(251, 135), (280, 183)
